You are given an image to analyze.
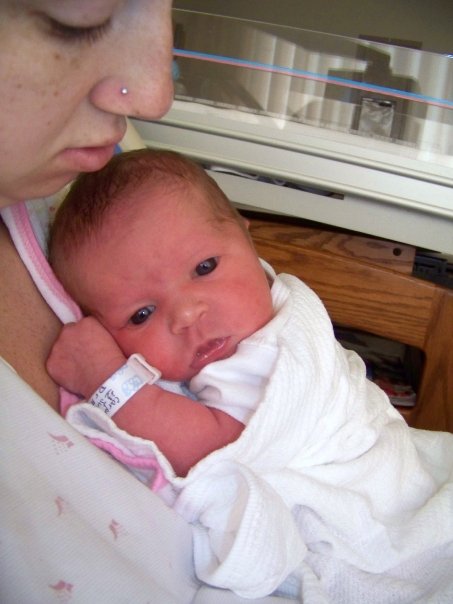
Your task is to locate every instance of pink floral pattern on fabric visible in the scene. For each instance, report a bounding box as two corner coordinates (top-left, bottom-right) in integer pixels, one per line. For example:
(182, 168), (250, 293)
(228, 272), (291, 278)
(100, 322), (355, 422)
(109, 519), (128, 540)
(54, 496), (70, 516)
(49, 580), (73, 602)
(48, 433), (75, 454)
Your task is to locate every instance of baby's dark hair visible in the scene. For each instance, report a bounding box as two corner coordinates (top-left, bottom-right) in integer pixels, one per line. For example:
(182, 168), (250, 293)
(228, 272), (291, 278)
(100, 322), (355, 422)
(49, 148), (244, 266)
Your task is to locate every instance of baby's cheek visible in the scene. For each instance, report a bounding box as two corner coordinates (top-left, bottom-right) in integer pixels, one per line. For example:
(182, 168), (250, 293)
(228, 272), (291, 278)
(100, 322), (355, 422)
(119, 329), (164, 366)
(111, 330), (138, 358)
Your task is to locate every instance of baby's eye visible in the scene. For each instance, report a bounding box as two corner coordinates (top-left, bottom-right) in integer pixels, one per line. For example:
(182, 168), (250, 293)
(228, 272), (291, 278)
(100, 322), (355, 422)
(196, 257), (218, 276)
(130, 306), (156, 325)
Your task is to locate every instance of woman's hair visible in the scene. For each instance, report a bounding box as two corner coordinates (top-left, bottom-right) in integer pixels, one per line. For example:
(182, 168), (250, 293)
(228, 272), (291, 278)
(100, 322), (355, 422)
(49, 148), (244, 265)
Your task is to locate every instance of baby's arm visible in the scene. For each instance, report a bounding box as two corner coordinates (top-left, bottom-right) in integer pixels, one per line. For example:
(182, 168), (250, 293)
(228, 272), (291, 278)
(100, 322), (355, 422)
(47, 317), (244, 476)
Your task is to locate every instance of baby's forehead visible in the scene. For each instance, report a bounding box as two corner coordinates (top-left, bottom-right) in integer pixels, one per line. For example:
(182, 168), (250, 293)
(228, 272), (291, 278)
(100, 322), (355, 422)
(115, 176), (211, 215)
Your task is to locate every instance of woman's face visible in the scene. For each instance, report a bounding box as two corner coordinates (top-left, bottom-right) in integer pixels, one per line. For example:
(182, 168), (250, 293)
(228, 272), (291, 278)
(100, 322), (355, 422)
(0, 0), (174, 206)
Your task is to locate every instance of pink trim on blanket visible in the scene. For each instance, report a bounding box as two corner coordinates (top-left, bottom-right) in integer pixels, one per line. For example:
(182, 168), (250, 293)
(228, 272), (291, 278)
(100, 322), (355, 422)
(60, 389), (82, 416)
(89, 437), (169, 491)
(11, 202), (82, 321)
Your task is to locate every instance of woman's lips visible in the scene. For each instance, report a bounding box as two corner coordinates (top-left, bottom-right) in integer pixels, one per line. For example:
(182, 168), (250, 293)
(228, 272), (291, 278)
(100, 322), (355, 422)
(190, 337), (231, 371)
(60, 143), (117, 172)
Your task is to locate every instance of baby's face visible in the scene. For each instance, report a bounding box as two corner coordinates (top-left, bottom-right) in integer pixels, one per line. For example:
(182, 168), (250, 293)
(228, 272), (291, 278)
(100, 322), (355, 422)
(64, 184), (274, 381)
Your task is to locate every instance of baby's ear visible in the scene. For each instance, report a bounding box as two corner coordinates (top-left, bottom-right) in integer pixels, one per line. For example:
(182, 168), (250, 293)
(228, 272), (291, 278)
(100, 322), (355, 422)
(242, 216), (250, 230)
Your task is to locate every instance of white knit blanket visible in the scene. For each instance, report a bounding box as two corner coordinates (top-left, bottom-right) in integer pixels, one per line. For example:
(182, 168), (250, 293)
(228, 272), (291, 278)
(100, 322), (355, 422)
(69, 273), (453, 602)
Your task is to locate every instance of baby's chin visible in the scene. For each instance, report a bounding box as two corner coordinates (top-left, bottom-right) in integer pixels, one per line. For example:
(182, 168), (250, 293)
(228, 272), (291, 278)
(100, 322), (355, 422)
(157, 365), (196, 384)
(161, 371), (196, 384)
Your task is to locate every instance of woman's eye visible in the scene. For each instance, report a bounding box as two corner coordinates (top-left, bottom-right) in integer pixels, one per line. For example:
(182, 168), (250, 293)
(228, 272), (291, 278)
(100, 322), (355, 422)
(46, 17), (112, 44)
(196, 257), (218, 276)
(130, 306), (155, 326)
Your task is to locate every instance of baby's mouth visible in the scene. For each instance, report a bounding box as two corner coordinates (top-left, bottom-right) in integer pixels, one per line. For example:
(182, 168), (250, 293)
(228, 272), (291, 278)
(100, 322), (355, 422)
(191, 337), (230, 370)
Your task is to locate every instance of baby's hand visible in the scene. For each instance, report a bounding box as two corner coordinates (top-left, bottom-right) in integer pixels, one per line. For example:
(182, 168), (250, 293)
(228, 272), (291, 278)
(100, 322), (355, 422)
(46, 316), (126, 399)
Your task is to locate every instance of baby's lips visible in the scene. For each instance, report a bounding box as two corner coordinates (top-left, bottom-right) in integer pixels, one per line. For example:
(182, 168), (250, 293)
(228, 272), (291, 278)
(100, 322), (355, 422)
(191, 337), (230, 370)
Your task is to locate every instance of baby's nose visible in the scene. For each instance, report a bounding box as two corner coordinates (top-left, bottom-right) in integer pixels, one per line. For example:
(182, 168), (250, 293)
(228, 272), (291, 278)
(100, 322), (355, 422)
(170, 298), (208, 334)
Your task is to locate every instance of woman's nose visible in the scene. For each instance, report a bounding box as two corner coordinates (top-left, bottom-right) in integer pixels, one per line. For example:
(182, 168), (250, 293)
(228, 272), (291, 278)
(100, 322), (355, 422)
(89, 4), (174, 120)
(170, 299), (209, 335)
(89, 73), (173, 121)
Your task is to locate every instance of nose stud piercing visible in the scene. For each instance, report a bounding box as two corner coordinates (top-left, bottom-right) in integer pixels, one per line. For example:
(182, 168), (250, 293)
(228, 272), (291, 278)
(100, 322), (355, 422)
(120, 87), (128, 95)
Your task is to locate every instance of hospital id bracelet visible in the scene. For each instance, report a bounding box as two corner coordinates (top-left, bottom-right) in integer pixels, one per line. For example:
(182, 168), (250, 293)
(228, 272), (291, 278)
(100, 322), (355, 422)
(89, 353), (161, 417)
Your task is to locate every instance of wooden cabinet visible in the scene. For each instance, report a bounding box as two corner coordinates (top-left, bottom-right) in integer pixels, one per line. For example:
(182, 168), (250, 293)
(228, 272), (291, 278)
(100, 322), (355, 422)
(248, 215), (453, 432)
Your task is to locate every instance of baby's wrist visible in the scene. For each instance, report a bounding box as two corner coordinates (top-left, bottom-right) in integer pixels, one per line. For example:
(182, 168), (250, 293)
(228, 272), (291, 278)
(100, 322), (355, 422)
(88, 354), (161, 417)
(80, 355), (126, 399)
